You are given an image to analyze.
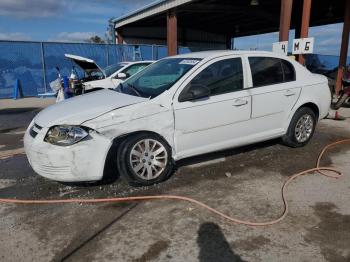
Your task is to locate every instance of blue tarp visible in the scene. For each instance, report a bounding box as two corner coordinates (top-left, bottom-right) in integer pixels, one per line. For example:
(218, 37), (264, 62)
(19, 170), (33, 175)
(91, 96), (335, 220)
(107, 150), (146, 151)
(1, 40), (348, 99)
(0, 41), (173, 99)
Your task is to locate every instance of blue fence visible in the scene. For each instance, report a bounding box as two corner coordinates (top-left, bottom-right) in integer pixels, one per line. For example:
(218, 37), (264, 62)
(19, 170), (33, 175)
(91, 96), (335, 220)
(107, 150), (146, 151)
(0, 40), (192, 99)
(0, 40), (346, 99)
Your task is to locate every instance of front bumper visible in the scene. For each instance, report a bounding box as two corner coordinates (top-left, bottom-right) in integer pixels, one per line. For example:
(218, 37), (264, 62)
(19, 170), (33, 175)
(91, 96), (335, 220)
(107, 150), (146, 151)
(24, 123), (112, 182)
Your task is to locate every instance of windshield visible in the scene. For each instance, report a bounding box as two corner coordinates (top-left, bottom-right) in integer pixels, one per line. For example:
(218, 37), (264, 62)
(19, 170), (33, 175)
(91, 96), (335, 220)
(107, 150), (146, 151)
(119, 58), (202, 98)
(103, 63), (125, 77)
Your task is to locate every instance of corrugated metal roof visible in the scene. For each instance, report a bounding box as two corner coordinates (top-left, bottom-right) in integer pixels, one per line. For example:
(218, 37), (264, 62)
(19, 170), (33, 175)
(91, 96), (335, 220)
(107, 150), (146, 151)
(112, 0), (194, 28)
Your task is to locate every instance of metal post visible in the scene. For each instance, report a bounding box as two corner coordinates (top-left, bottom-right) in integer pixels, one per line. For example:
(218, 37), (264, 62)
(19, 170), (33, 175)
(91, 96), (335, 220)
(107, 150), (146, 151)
(117, 29), (124, 44)
(106, 44), (109, 66)
(167, 10), (178, 56)
(109, 19), (116, 44)
(151, 45), (155, 60)
(335, 0), (350, 94)
(226, 35), (232, 50)
(279, 0), (293, 42)
(40, 42), (47, 93)
(297, 0), (312, 65)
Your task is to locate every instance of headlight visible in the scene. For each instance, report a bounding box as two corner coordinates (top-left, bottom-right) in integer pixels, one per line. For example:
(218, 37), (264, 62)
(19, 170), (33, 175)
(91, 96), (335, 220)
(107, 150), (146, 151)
(45, 126), (89, 146)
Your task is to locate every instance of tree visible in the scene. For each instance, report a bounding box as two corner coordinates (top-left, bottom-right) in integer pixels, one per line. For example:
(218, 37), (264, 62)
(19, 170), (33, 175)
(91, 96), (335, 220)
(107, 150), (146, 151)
(88, 35), (105, 44)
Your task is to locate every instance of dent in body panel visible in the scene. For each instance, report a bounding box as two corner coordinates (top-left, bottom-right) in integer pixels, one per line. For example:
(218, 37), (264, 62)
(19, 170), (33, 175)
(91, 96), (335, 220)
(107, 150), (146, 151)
(84, 103), (176, 155)
(24, 128), (111, 182)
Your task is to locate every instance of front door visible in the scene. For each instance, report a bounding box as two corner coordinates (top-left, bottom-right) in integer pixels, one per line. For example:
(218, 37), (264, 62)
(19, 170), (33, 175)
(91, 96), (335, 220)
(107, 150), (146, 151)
(173, 57), (252, 159)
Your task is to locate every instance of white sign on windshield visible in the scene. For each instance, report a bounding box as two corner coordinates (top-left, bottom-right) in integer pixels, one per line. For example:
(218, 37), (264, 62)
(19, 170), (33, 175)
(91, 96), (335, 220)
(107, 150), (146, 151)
(179, 59), (200, 65)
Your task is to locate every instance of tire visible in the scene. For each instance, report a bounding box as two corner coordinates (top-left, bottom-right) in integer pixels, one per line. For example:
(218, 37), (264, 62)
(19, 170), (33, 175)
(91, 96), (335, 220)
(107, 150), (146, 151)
(333, 93), (349, 110)
(117, 133), (174, 186)
(282, 107), (317, 148)
(342, 97), (350, 108)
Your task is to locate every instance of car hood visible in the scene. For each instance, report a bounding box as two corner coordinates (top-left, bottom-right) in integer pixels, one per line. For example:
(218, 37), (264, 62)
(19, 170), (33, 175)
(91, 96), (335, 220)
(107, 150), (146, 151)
(34, 90), (148, 127)
(65, 54), (106, 78)
(84, 78), (118, 90)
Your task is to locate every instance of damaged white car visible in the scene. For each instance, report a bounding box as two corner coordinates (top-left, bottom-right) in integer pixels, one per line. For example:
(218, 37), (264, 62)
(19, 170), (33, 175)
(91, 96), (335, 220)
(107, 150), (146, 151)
(24, 51), (331, 186)
(65, 54), (153, 92)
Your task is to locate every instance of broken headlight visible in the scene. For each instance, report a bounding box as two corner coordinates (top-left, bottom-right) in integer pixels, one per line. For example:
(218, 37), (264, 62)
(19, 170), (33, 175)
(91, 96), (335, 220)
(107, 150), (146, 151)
(45, 126), (89, 146)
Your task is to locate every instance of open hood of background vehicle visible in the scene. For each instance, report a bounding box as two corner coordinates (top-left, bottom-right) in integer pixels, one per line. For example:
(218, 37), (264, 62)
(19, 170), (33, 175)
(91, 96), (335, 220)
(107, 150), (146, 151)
(65, 54), (106, 78)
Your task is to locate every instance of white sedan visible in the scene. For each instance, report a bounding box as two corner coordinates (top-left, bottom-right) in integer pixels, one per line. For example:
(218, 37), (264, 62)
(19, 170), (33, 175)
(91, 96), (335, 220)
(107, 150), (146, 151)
(65, 54), (153, 91)
(24, 51), (331, 186)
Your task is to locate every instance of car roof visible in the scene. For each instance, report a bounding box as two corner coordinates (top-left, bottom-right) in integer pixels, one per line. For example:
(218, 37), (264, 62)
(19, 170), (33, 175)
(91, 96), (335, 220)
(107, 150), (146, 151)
(170, 50), (286, 60)
(121, 60), (155, 65)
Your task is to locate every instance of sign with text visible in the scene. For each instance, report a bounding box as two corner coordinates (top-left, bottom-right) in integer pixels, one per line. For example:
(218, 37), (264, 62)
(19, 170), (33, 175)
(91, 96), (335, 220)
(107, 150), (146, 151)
(272, 41), (288, 55)
(292, 37), (314, 54)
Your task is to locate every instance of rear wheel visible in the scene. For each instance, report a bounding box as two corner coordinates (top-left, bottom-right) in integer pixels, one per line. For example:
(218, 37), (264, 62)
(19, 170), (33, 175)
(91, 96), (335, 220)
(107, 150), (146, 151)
(117, 133), (174, 186)
(282, 107), (317, 147)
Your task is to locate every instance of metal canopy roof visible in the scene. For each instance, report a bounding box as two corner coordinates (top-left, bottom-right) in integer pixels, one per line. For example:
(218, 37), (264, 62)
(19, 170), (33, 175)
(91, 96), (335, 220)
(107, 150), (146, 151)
(113, 0), (345, 38)
(112, 0), (193, 28)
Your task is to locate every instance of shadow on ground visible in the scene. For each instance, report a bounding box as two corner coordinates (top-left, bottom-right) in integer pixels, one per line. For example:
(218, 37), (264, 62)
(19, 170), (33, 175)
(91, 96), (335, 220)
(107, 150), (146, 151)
(197, 222), (245, 262)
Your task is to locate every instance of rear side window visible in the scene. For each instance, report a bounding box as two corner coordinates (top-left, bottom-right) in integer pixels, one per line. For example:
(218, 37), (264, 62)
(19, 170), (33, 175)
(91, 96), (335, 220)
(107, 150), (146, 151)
(249, 57), (284, 87)
(188, 58), (243, 96)
(281, 60), (296, 82)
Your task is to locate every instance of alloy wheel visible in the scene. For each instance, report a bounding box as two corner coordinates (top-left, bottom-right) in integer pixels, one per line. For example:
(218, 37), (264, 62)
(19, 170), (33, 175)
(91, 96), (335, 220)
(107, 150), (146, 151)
(294, 114), (314, 143)
(129, 139), (168, 180)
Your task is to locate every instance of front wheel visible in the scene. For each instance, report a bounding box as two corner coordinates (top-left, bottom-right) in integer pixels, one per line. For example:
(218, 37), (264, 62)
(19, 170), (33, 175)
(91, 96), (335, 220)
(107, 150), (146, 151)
(282, 107), (317, 148)
(117, 133), (174, 186)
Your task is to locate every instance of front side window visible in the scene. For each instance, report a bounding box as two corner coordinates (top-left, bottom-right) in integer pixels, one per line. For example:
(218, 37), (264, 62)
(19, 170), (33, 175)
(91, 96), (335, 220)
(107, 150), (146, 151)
(104, 63), (124, 77)
(186, 58), (243, 96)
(249, 57), (296, 87)
(120, 58), (201, 98)
(122, 63), (150, 77)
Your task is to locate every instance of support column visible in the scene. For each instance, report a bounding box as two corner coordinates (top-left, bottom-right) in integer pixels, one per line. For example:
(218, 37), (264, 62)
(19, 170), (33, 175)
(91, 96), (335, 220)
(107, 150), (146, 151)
(181, 27), (187, 46)
(335, 0), (350, 94)
(279, 0), (293, 42)
(167, 10), (178, 56)
(117, 29), (123, 44)
(294, 0), (302, 39)
(297, 0), (312, 65)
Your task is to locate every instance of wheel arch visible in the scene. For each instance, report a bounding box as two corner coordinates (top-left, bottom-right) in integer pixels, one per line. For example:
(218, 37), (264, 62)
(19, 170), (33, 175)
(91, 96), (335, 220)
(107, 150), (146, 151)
(298, 102), (320, 120)
(102, 130), (172, 182)
(112, 130), (173, 150)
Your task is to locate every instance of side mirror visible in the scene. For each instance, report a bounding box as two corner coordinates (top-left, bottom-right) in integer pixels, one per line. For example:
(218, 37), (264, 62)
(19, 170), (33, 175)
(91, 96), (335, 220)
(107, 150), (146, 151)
(116, 72), (128, 79)
(178, 84), (210, 102)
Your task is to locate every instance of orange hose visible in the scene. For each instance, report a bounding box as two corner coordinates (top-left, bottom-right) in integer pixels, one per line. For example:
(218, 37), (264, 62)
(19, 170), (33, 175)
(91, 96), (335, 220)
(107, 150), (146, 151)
(1, 139), (350, 226)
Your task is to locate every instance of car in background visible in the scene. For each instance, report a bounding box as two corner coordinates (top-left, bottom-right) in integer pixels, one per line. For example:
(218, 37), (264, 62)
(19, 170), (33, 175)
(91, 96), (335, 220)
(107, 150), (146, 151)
(25, 50), (331, 187)
(65, 54), (153, 92)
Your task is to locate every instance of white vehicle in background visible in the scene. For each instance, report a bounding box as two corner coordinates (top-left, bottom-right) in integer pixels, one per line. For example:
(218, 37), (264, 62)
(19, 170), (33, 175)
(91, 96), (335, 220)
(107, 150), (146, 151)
(25, 51), (331, 187)
(65, 54), (154, 92)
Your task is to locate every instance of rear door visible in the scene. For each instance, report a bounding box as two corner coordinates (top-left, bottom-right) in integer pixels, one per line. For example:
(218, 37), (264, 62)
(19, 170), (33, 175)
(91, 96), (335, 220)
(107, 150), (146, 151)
(247, 56), (301, 136)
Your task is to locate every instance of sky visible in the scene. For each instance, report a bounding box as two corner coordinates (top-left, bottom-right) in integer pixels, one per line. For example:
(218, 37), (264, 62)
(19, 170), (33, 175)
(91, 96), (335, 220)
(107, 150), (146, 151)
(0, 0), (346, 56)
(234, 23), (346, 56)
(0, 0), (154, 42)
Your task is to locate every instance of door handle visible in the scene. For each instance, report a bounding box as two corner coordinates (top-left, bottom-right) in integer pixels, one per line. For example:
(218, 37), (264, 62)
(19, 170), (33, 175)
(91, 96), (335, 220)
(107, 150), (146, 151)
(232, 99), (248, 106)
(284, 90), (297, 97)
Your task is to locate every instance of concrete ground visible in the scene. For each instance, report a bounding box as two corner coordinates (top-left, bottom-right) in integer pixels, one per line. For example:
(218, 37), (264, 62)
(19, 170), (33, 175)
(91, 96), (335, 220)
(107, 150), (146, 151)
(0, 98), (350, 262)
